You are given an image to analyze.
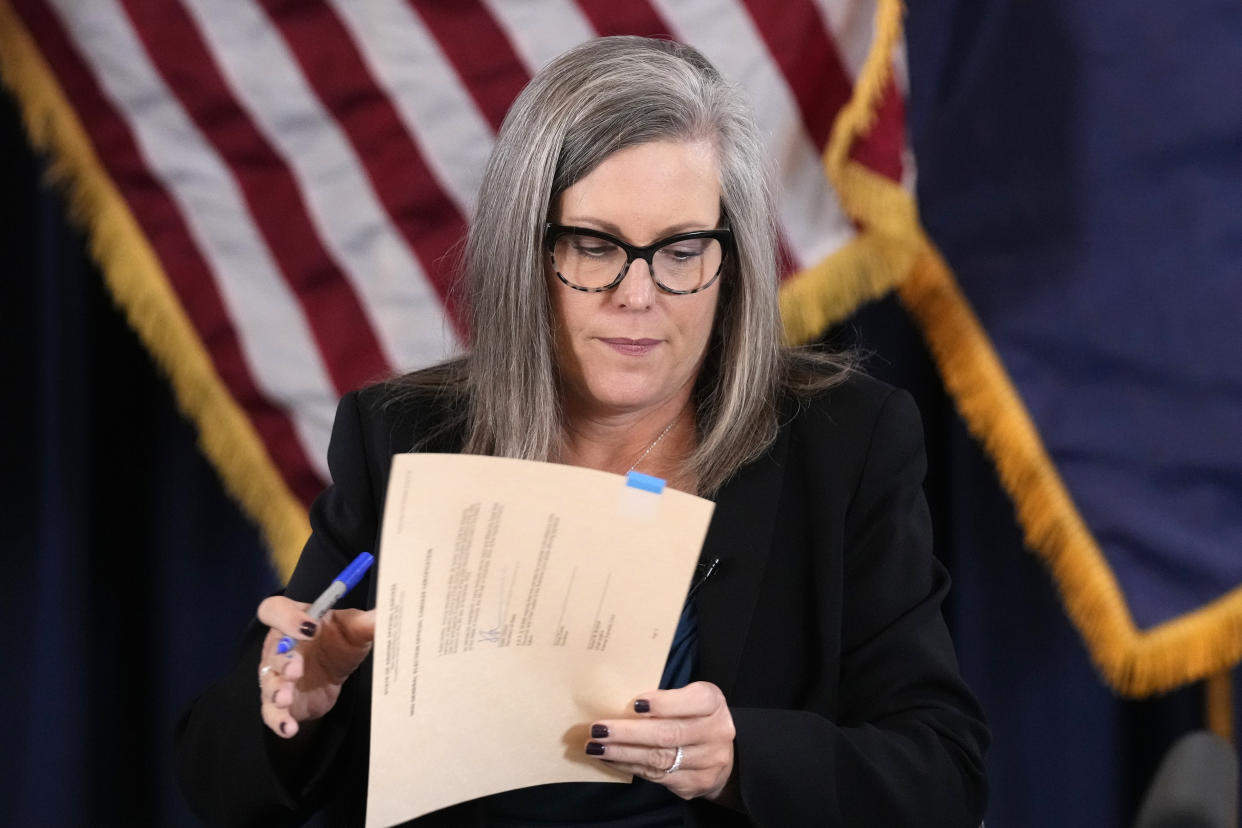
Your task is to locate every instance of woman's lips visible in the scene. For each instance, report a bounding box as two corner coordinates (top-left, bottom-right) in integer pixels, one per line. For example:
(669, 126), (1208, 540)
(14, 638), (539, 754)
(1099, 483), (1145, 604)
(599, 337), (661, 356)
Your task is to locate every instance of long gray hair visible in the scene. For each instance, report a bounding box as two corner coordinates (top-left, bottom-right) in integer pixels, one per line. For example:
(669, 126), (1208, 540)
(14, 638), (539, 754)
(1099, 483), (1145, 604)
(397, 36), (849, 495)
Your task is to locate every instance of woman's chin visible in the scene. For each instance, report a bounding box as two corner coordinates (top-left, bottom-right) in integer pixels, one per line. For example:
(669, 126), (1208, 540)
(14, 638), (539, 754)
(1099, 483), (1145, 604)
(573, 381), (685, 419)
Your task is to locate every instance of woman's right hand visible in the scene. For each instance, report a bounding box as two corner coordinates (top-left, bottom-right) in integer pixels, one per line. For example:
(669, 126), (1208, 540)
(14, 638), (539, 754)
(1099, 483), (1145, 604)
(256, 596), (376, 739)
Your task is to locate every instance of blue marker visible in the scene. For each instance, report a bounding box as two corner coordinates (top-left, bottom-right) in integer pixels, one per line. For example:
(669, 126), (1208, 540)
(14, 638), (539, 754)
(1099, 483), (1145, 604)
(276, 552), (375, 654)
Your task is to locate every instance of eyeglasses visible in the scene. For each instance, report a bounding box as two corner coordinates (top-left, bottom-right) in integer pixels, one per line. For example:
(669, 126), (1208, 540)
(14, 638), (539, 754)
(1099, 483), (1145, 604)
(545, 223), (731, 295)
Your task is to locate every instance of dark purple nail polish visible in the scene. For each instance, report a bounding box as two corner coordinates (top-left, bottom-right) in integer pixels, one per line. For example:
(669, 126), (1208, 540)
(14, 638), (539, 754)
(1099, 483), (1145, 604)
(586, 742), (605, 756)
(591, 724), (609, 739)
(279, 721), (288, 735)
(634, 699), (650, 714)
(300, 621), (317, 637)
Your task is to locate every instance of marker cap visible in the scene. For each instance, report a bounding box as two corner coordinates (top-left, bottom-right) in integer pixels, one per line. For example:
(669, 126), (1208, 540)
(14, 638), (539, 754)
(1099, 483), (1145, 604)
(337, 552), (375, 591)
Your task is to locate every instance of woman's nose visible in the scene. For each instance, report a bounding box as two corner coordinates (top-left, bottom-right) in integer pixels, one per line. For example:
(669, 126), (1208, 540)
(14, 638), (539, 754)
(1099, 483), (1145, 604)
(613, 256), (656, 308)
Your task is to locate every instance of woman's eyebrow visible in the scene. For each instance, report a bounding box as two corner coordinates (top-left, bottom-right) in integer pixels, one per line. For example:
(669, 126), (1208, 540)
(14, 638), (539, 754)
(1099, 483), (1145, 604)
(557, 216), (720, 242)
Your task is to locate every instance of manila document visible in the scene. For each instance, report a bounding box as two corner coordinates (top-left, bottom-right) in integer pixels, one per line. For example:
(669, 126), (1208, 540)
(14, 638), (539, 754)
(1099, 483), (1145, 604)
(366, 454), (715, 828)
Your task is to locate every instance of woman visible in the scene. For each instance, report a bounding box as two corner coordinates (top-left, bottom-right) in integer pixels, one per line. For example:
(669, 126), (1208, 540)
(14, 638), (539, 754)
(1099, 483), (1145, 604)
(175, 36), (988, 827)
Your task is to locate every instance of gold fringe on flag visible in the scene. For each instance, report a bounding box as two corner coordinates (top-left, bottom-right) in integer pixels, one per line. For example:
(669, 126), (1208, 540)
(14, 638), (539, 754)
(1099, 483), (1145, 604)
(0, 1), (309, 580)
(778, 0), (1242, 698)
(781, 0), (917, 346)
(1206, 670), (1235, 744)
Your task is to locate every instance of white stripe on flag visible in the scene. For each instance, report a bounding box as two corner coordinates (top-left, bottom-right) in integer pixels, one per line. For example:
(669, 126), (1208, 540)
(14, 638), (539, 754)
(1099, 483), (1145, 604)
(329, 0), (495, 218)
(481, 0), (597, 73)
(182, 0), (459, 373)
(50, 0), (337, 477)
(653, 0), (855, 269)
(815, 0), (875, 80)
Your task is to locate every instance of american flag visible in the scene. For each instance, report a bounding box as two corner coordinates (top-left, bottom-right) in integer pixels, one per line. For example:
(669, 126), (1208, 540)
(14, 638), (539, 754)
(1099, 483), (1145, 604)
(0, 0), (909, 572)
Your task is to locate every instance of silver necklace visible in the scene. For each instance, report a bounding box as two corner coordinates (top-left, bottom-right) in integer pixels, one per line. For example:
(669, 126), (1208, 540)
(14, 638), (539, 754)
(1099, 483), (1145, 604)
(628, 419), (677, 473)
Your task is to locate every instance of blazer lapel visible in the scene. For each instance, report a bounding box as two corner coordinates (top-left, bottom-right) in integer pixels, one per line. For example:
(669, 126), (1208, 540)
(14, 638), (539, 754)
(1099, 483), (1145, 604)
(693, 418), (791, 695)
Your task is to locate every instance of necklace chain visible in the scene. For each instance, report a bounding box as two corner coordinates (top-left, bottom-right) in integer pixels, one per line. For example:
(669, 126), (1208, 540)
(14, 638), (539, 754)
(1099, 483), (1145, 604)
(627, 419), (677, 474)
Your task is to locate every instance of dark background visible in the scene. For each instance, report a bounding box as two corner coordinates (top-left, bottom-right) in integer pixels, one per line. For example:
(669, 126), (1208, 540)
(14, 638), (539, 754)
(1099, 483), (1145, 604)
(2, 1), (1237, 824)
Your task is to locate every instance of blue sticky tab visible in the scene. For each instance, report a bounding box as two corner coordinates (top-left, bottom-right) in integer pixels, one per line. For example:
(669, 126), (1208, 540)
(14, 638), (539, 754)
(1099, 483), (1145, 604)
(625, 470), (666, 494)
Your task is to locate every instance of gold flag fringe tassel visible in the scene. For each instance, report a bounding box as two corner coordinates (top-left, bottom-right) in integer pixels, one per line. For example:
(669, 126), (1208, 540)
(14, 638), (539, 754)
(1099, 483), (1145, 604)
(1205, 671), (1235, 745)
(0, 1), (309, 580)
(779, 232), (915, 342)
(822, 0), (906, 180)
(779, 0), (1242, 698)
(780, 0), (916, 345)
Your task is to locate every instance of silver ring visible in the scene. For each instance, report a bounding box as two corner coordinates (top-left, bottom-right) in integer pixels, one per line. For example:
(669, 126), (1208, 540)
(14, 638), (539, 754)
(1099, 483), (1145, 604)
(664, 745), (684, 774)
(259, 664), (274, 686)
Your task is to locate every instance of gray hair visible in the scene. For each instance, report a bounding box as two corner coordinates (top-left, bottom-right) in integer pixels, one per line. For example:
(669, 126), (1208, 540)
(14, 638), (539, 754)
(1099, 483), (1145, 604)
(399, 36), (849, 495)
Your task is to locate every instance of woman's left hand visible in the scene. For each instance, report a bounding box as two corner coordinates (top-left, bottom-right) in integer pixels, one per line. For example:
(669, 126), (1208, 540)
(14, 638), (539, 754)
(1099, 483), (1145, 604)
(585, 681), (736, 801)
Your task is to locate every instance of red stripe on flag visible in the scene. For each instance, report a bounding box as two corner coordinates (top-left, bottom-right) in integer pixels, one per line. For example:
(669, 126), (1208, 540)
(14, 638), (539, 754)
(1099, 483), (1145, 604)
(118, 0), (392, 395)
(409, 0), (529, 133)
(258, 0), (470, 337)
(15, 0), (326, 504)
(739, 0), (852, 151)
(575, 0), (671, 38)
(849, 76), (904, 182)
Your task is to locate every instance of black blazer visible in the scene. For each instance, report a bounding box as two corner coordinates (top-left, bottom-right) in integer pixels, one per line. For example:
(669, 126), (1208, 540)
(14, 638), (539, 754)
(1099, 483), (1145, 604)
(175, 373), (988, 827)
